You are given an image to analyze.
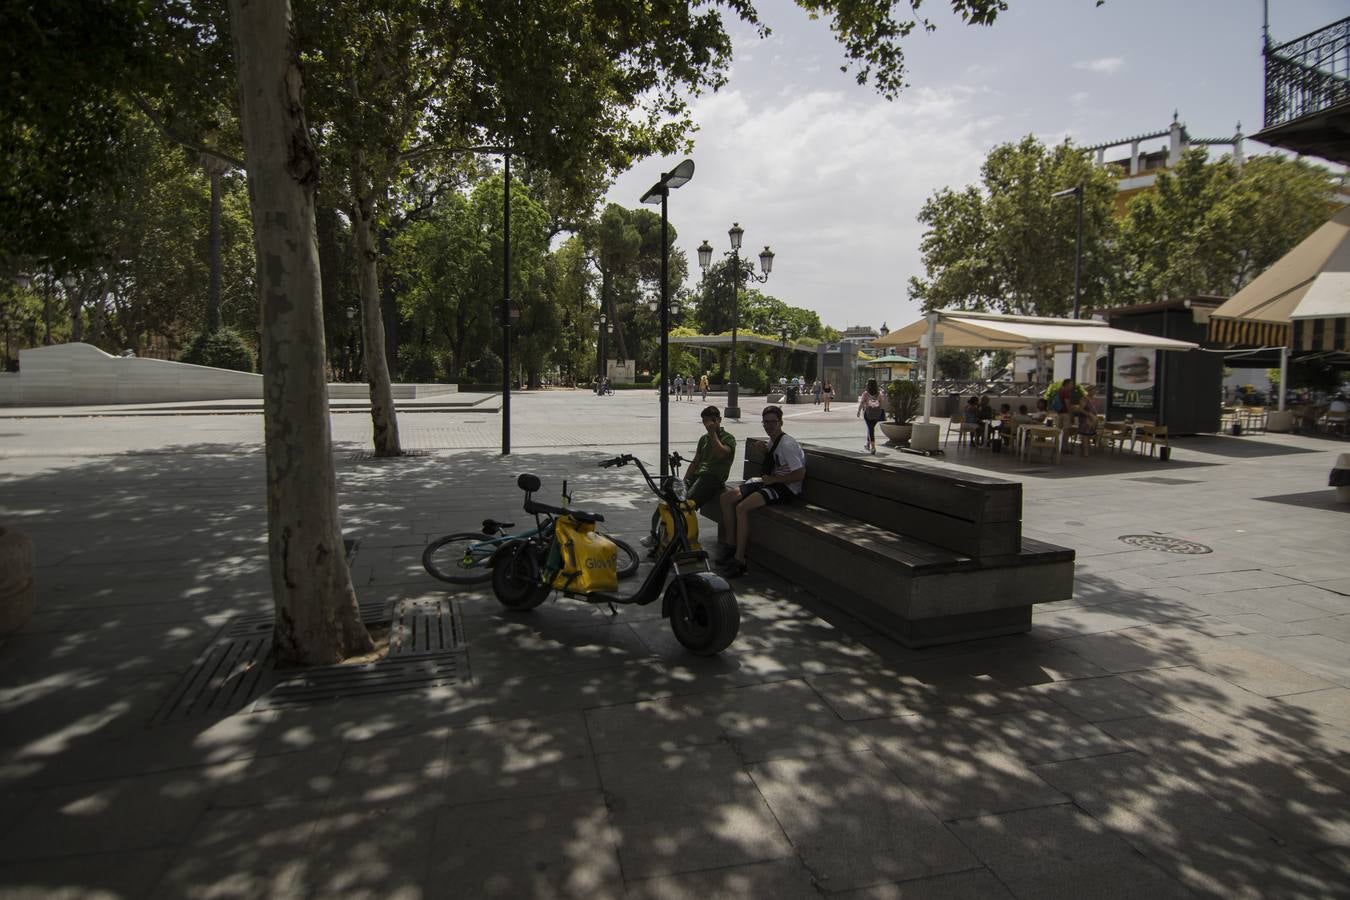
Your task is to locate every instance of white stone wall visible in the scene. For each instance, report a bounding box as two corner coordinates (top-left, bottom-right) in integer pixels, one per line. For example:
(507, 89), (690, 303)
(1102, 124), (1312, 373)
(0, 343), (455, 406)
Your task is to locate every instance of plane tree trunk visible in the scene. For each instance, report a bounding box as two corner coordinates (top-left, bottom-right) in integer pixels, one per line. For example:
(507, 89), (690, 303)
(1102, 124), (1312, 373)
(228, 0), (373, 665)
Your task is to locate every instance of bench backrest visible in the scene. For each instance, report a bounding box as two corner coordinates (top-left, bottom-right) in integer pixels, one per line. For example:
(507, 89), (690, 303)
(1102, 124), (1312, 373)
(745, 438), (1023, 558)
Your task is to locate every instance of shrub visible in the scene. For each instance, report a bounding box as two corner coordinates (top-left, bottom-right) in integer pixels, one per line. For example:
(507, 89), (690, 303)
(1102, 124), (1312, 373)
(180, 328), (255, 373)
(885, 379), (921, 423)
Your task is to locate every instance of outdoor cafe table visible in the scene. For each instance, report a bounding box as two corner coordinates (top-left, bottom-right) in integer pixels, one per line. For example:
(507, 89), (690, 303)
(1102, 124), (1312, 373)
(1019, 424), (1062, 462)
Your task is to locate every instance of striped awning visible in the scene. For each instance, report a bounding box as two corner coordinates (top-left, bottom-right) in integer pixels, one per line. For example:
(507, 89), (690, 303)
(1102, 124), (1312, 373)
(1208, 205), (1350, 352)
(1207, 317), (1290, 348)
(1292, 316), (1349, 352)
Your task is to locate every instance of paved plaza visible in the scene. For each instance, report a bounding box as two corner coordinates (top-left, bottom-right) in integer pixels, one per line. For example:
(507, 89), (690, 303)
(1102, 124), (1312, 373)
(1, 389), (1348, 899)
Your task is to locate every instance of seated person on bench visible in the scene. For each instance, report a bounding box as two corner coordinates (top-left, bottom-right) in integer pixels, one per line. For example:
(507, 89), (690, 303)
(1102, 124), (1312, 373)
(714, 405), (805, 578)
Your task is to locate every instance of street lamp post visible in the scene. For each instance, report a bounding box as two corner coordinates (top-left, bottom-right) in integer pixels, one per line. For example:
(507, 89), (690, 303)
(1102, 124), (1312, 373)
(640, 159), (694, 479)
(594, 314), (610, 387)
(698, 224), (774, 420)
(1052, 184), (1084, 383)
(501, 151), (513, 455)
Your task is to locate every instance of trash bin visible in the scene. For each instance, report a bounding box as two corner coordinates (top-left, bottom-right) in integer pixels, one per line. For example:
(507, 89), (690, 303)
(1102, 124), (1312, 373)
(785, 385), (799, 404)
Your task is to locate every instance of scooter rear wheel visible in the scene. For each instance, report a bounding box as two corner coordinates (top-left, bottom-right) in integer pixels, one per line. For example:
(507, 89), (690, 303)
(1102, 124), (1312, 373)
(492, 541), (550, 610)
(667, 577), (739, 656)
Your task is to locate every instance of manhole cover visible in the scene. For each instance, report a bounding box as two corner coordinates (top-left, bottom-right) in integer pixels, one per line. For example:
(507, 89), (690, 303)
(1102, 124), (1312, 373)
(1129, 477), (1203, 485)
(1119, 534), (1213, 554)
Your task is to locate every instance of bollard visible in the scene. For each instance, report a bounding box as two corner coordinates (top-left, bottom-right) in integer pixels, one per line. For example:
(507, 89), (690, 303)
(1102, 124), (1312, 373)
(1333, 453), (1350, 503)
(0, 527), (36, 636)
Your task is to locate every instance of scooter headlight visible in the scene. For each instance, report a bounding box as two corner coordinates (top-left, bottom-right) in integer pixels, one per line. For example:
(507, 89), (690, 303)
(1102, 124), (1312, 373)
(664, 476), (687, 502)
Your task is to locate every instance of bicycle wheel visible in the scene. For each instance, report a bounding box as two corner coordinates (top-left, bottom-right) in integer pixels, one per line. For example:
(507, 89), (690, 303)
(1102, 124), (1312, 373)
(422, 532), (496, 585)
(606, 535), (641, 580)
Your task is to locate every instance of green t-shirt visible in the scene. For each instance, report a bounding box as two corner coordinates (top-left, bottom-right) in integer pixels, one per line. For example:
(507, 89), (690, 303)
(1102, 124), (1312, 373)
(691, 428), (736, 483)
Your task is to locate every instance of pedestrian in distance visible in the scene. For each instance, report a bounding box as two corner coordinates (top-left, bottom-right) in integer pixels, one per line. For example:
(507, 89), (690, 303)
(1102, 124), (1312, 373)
(812, 379), (822, 405)
(699, 373), (709, 401)
(857, 378), (885, 454)
(673, 373), (685, 401)
(822, 382), (833, 412)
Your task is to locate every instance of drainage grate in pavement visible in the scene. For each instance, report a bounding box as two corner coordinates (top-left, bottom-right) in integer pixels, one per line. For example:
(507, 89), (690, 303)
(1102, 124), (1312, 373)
(253, 653), (462, 710)
(388, 598), (464, 656)
(1119, 534), (1213, 554)
(154, 599), (464, 724)
(219, 600), (386, 639)
(151, 635), (273, 725)
(1129, 476), (1203, 485)
(348, 449), (430, 461)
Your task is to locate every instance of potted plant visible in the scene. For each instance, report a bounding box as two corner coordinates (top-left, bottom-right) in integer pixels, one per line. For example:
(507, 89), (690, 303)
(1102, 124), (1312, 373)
(880, 379), (921, 445)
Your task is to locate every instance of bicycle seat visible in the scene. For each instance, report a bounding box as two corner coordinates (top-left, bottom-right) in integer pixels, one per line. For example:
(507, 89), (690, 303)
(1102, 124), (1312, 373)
(517, 473), (541, 493)
(522, 498), (604, 523)
(482, 518), (514, 533)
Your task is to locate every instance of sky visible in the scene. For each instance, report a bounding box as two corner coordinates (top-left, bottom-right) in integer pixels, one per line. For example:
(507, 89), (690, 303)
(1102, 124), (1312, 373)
(604, 0), (1348, 335)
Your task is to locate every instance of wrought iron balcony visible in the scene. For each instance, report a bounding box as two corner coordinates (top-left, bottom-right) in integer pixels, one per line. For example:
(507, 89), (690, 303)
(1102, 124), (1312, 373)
(1256, 16), (1350, 164)
(1265, 17), (1350, 127)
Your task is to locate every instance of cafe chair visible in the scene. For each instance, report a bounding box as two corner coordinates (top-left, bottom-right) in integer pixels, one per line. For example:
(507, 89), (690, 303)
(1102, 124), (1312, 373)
(944, 417), (977, 449)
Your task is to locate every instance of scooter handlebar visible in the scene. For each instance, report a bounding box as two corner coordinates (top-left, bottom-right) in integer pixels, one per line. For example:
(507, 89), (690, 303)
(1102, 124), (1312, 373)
(598, 455), (631, 468)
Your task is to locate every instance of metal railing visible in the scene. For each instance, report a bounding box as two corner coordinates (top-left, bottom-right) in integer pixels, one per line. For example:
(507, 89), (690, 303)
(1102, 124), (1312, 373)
(1264, 16), (1350, 128)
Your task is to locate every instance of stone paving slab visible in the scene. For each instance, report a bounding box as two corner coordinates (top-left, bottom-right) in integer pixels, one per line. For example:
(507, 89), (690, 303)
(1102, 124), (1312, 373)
(1, 393), (1348, 897)
(748, 749), (978, 891)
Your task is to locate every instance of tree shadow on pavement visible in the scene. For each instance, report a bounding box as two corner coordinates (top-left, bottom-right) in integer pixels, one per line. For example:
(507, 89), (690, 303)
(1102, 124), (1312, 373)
(0, 444), (1347, 897)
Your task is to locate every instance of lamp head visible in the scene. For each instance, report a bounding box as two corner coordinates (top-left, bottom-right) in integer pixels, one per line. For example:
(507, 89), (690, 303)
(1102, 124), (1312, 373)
(1051, 185), (1082, 199)
(697, 240), (713, 269)
(728, 222), (744, 250)
(758, 246), (775, 275)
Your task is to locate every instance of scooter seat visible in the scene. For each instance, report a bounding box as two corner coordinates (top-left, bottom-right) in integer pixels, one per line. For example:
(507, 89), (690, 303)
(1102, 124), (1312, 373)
(522, 498), (605, 524)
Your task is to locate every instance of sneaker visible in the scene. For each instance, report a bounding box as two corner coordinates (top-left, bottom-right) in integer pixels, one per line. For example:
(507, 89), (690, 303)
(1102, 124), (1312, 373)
(714, 543), (736, 564)
(640, 533), (656, 548)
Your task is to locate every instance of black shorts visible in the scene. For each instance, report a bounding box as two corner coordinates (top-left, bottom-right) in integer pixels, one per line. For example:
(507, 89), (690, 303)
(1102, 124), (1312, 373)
(739, 481), (797, 505)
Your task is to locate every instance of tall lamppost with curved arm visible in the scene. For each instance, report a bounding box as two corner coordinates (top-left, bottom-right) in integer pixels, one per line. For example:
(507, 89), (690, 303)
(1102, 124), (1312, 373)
(698, 224), (774, 420)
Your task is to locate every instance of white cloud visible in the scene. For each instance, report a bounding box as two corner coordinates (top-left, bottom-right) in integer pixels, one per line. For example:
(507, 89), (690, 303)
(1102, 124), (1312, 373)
(1073, 57), (1125, 74)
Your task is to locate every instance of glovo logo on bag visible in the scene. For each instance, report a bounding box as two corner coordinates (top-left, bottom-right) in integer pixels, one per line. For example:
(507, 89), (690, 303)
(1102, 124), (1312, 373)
(550, 516), (619, 593)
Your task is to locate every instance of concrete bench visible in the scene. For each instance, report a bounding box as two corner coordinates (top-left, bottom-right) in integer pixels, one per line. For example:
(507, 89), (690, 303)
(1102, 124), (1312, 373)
(702, 439), (1075, 647)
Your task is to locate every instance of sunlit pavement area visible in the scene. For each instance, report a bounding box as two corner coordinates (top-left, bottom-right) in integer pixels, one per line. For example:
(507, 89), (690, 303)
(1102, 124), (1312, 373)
(1, 388), (1348, 898)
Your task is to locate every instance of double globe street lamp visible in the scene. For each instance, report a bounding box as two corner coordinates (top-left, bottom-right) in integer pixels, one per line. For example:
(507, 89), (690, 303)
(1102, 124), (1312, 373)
(697, 224), (774, 420)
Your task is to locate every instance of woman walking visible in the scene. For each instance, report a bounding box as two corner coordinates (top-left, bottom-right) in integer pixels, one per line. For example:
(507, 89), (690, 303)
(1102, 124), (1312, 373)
(822, 382), (834, 412)
(857, 378), (885, 454)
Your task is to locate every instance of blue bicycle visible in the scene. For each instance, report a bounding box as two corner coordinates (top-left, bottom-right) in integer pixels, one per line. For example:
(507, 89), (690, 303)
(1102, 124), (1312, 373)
(422, 479), (640, 586)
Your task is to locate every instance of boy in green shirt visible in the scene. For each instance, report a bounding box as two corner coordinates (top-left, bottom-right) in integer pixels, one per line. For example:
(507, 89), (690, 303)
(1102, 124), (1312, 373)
(645, 406), (736, 550)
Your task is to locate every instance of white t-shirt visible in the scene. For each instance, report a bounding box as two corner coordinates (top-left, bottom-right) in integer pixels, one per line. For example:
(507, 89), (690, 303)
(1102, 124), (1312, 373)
(767, 433), (806, 495)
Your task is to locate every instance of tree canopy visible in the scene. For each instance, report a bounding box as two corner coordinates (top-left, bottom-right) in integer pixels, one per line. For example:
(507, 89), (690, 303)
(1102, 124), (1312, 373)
(910, 135), (1340, 316)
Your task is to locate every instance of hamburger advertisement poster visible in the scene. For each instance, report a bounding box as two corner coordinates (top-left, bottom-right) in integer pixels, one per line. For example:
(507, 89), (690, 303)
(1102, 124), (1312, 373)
(1112, 347), (1156, 410)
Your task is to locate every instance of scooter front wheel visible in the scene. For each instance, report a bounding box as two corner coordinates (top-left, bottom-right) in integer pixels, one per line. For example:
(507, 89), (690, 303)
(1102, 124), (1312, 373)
(492, 540), (550, 611)
(667, 576), (739, 656)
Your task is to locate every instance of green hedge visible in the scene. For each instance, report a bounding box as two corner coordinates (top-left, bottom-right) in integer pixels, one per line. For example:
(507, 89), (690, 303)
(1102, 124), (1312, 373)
(180, 328), (255, 373)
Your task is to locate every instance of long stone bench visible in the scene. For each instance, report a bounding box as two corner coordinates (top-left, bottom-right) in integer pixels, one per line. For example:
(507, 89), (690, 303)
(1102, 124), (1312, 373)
(702, 439), (1075, 647)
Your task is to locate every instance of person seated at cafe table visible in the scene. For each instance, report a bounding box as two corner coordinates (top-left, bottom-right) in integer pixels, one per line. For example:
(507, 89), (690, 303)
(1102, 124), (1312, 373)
(961, 397), (984, 446)
(1072, 385), (1099, 454)
(991, 403), (1014, 440)
(1033, 397), (1051, 424)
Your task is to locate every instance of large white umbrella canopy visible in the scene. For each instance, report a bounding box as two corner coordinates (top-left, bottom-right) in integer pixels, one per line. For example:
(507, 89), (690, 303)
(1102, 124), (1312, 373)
(874, 309), (1198, 423)
(875, 310), (1200, 352)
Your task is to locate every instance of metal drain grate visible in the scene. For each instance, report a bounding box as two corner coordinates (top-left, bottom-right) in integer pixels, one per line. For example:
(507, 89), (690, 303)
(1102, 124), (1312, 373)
(153, 599), (464, 724)
(1129, 477), (1202, 485)
(219, 600), (386, 639)
(151, 635), (272, 725)
(254, 653), (462, 710)
(388, 598), (464, 656)
(1119, 534), (1213, 554)
(348, 449), (430, 461)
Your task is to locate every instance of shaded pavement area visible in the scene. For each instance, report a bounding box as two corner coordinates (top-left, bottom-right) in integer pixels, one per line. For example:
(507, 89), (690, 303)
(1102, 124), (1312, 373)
(1, 390), (1348, 898)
